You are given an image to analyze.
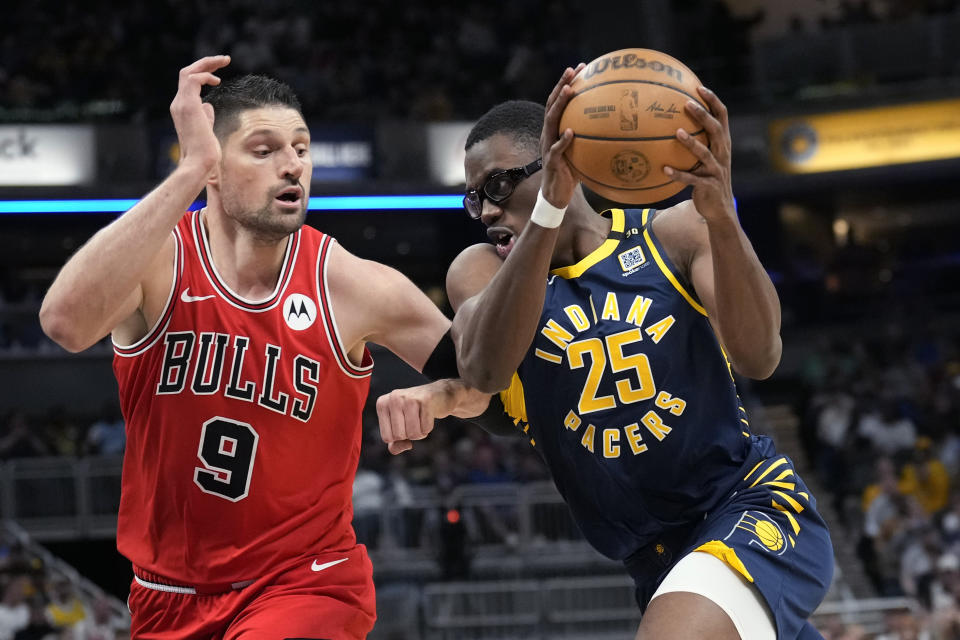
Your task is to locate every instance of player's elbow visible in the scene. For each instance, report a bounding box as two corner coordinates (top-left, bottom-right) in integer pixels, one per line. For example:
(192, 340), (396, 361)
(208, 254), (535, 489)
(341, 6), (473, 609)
(39, 299), (92, 353)
(457, 352), (512, 394)
(733, 337), (782, 380)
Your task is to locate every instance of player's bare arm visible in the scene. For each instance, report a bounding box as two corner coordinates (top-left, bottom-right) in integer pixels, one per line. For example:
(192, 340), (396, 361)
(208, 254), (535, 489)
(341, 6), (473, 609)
(659, 86), (782, 379)
(40, 55), (231, 352)
(325, 241), (451, 372)
(327, 242), (499, 453)
(451, 65), (584, 394)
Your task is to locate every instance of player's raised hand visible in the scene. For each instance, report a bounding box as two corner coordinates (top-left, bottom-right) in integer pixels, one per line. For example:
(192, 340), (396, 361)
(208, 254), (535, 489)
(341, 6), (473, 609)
(540, 63), (586, 208)
(169, 55), (231, 172)
(663, 86), (736, 222)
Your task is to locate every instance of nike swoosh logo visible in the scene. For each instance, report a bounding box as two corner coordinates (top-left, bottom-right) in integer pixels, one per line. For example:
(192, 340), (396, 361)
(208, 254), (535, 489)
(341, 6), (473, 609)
(181, 289), (215, 303)
(310, 558), (348, 572)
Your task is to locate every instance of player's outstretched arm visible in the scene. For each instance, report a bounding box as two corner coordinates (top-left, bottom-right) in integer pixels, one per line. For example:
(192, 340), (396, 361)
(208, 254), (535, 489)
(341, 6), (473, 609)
(39, 56), (230, 353)
(450, 65), (584, 394)
(662, 87), (782, 379)
(376, 379), (497, 455)
(325, 242), (453, 374)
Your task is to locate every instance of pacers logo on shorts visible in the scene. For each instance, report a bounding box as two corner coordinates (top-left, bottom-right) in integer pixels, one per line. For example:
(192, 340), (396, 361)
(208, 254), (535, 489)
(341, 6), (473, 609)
(727, 510), (787, 555)
(283, 293), (317, 331)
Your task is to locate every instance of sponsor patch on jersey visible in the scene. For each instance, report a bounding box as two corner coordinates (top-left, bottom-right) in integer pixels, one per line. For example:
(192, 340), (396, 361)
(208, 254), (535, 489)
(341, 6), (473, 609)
(282, 293), (317, 330)
(618, 246), (646, 274)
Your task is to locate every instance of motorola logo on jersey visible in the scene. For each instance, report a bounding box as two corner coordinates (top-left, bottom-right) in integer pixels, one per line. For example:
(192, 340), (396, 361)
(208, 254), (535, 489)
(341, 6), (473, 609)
(283, 293), (316, 331)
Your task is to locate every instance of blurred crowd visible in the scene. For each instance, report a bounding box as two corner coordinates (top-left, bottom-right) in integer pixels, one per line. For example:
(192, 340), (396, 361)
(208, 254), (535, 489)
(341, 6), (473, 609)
(0, 538), (124, 640)
(0, 405), (124, 462)
(2, 0), (957, 123)
(799, 323), (960, 637)
(0, 0), (582, 122)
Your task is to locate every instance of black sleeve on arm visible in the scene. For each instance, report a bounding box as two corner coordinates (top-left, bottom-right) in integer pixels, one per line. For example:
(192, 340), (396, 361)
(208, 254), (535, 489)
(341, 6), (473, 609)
(463, 394), (521, 438)
(422, 329), (459, 380)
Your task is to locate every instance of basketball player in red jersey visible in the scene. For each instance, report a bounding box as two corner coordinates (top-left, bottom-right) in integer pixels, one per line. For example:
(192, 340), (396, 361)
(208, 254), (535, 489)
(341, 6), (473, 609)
(39, 55), (483, 639)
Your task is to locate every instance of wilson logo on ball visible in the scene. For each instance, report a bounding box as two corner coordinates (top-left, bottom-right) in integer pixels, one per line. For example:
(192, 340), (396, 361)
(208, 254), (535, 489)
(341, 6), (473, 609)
(560, 48), (709, 204)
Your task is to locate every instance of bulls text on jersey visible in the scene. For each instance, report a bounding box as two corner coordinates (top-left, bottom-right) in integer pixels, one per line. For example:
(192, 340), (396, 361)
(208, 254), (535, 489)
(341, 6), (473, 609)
(156, 331), (321, 422)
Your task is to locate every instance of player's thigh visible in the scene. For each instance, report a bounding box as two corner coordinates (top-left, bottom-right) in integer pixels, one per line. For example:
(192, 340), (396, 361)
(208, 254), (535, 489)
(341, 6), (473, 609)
(636, 551), (776, 640)
(225, 592), (374, 640)
(635, 591), (739, 640)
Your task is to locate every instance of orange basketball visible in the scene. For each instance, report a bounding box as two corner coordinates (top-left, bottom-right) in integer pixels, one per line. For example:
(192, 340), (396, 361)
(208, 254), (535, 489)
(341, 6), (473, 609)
(559, 48), (709, 204)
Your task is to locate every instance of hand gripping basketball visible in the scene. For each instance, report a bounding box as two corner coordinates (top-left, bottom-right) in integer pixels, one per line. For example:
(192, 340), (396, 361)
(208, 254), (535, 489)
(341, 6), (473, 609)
(558, 49), (710, 205)
(663, 86), (737, 223)
(540, 63), (586, 210)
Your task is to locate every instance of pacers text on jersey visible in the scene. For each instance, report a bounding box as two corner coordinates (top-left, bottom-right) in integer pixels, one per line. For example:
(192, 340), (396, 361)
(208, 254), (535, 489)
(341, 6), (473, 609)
(534, 289), (690, 459)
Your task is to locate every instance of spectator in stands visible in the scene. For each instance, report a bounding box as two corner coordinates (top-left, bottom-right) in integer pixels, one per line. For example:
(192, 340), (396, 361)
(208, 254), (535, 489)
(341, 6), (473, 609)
(82, 403), (125, 457)
(70, 596), (118, 640)
(939, 493), (960, 549)
(351, 467), (383, 548)
(929, 552), (960, 614)
(0, 575), (30, 640)
(13, 599), (57, 640)
(382, 455), (417, 548)
(859, 456), (922, 595)
(899, 437), (950, 516)
(464, 443), (512, 485)
(876, 609), (932, 640)
(930, 553), (960, 639)
(44, 407), (81, 458)
(900, 528), (943, 609)
(858, 398), (918, 458)
(820, 615), (869, 640)
(808, 379), (859, 519)
(44, 578), (86, 633)
(0, 412), (49, 461)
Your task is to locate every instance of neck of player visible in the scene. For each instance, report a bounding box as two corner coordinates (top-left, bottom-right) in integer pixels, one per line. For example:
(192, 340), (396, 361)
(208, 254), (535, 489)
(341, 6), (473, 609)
(201, 207), (290, 300)
(550, 196), (613, 269)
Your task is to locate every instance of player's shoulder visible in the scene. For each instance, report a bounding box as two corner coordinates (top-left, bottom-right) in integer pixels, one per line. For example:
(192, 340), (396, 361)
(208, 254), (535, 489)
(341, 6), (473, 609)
(447, 243), (502, 311)
(447, 243), (501, 284)
(649, 199), (706, 246)
(451, 242), (500, 269)
(324, 239), (400, 287)
(646, 199), (707, 276)
(650, 199), (701, 228)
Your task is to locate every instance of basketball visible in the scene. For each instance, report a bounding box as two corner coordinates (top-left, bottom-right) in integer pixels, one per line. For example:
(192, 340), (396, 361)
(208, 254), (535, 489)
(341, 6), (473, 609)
(559, 48), (709, 204)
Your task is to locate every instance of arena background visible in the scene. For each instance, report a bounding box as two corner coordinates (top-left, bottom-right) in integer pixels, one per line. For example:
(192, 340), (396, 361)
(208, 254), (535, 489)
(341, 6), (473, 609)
(2, 1), (959, 638)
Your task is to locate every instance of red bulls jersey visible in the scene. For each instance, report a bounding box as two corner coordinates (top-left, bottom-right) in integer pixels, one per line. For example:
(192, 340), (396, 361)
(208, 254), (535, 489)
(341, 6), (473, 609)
(113, 210), (372, 587)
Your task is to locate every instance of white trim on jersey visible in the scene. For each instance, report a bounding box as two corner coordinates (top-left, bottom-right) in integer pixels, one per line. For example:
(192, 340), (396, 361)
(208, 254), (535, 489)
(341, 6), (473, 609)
(192, 209), (299, 312)
(134, 575), (197, 595)
(133, 575), (255, 595)
(315, 237), (373, 379)
(113, 227), (183, 357)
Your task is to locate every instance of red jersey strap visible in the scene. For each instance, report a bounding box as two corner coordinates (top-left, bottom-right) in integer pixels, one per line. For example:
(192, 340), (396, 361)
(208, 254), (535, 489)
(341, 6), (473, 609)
(316, 235), (373, 379)
(190, 209), (301, 312)
(113, 226), (183, 357)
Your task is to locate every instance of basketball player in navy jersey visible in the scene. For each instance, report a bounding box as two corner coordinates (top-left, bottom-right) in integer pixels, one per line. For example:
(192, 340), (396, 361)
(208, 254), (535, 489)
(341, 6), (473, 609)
(380, 67), (834, 639)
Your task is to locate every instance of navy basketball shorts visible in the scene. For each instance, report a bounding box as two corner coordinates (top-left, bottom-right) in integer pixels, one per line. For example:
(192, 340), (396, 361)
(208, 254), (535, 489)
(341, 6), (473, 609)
(630, 454), (834, 640)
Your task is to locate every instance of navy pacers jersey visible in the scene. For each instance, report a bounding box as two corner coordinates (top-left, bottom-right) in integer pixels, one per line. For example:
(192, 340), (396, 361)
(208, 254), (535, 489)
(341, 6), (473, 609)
(500, 207), (763, 561)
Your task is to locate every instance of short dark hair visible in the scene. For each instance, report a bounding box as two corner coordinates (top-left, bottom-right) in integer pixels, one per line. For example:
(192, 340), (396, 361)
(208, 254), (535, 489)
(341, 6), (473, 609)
(465, 100), (543, 154)
(203, 75), (303, 140)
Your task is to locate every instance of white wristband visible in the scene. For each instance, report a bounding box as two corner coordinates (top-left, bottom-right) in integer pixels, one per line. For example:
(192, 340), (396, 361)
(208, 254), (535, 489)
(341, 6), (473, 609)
(530, 190), (567, 229)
